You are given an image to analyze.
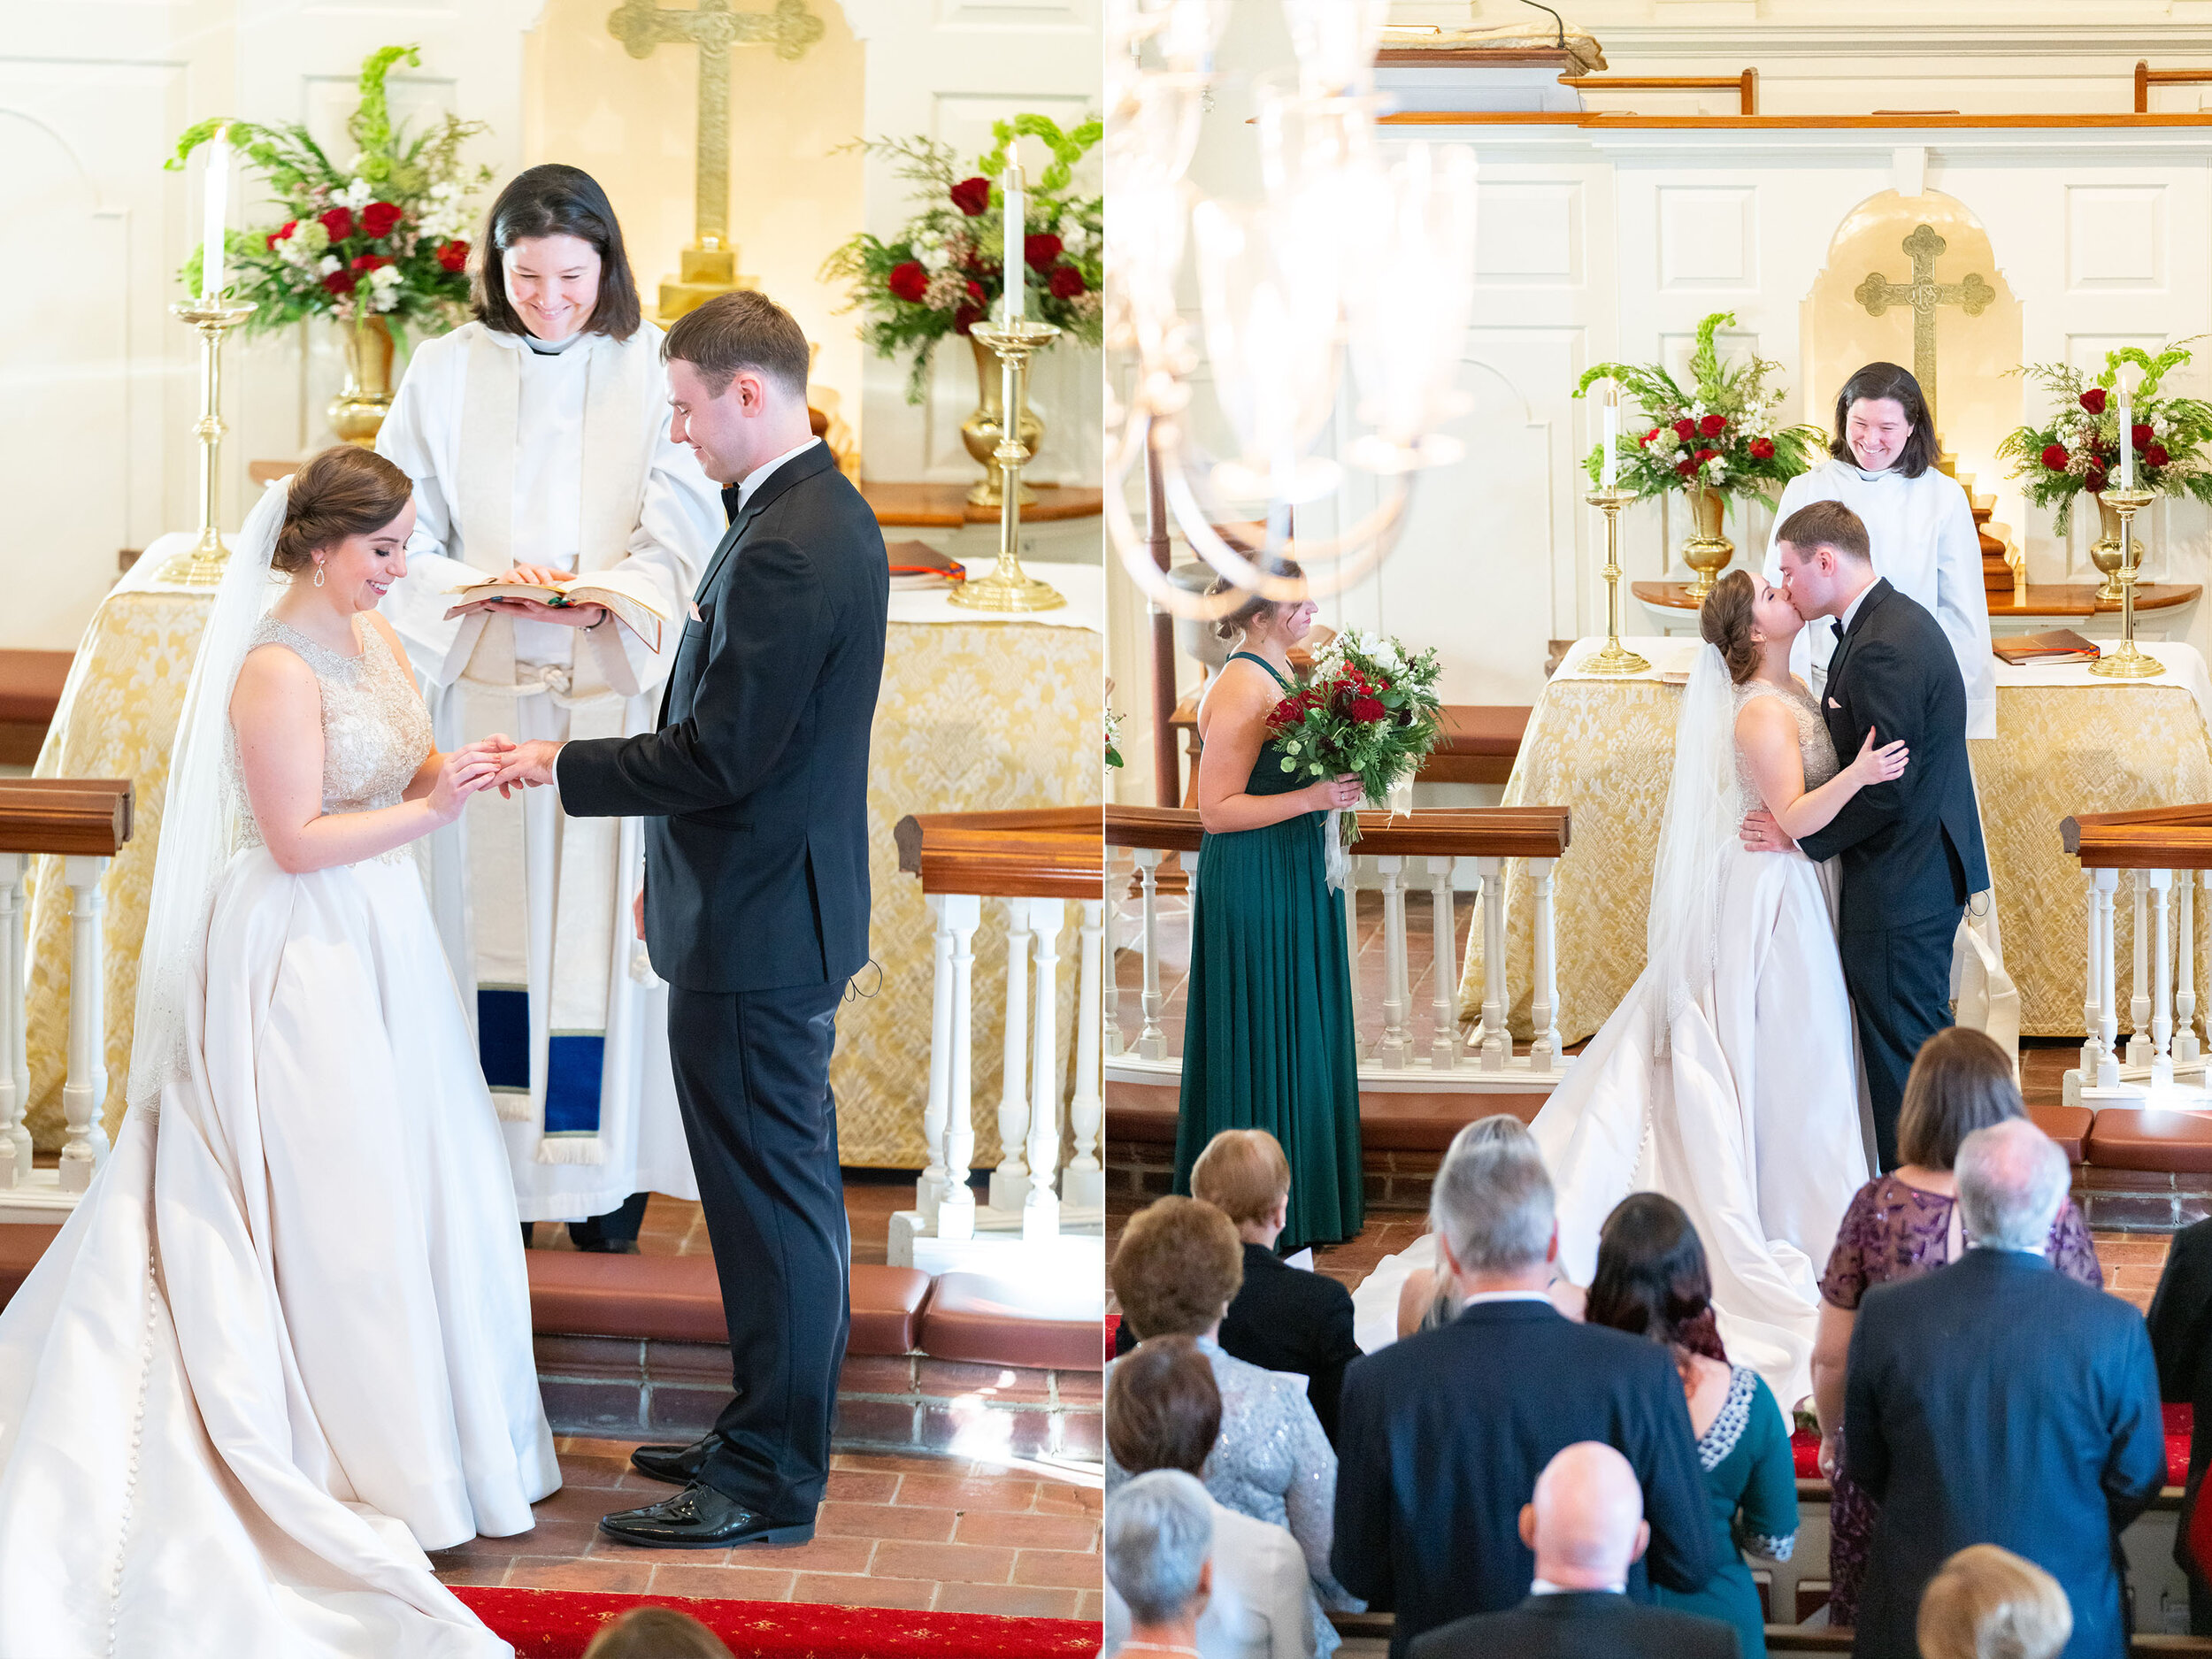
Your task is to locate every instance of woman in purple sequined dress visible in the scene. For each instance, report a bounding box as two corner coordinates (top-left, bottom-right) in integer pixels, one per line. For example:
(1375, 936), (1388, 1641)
(1810, 1027), (2101, 1629)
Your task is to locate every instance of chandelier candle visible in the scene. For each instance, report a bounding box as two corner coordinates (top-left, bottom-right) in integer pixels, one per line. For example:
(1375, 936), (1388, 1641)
(201, 123), (229, 303)
(1002, 160), (1025, 323)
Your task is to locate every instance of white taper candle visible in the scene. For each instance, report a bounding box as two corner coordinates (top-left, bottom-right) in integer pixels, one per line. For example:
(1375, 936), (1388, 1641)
(1002, 161), (1026, 323)
(2121, 382), (2135, 491)
(1601, 385), (1618, 489)
(202, 124), (230, 303)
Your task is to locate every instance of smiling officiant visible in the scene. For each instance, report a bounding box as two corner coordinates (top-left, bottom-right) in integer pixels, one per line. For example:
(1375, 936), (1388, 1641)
(1763, 362), (1996, 740)
(376, 163), (724, 1249)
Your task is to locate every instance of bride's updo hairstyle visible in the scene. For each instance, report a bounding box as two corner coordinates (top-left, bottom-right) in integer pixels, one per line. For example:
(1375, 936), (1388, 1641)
(1209, 553), (1307, 642)
(1698, 568), (1762, 686)
(1586, 1191), (1730, 1365)
(273, 446), (415, 576)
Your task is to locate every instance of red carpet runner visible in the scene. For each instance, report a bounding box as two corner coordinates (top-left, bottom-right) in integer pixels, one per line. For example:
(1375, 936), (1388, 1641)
(454, 1587), (1102, 1658)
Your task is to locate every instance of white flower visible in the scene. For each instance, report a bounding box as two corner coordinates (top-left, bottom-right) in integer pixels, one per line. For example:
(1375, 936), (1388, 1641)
(337, 177), (375, 210)
(318, 254), (342, 275)
(1057, 213), (1091, 256)
(913, 230), (953, 273)
(368, 263), (402, 290)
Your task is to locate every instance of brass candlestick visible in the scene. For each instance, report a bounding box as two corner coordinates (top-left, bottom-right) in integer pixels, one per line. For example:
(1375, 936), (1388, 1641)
(1583, 486), (1650, 675)
(2090, 485), (2162, 678)
(158, 298), (257, 587)
(950, 315), (1066, 613)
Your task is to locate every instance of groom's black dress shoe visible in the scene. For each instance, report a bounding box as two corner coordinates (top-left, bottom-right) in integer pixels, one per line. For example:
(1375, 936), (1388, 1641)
(628, 1438), (710, 1486)
(597, 1482), (815, 1549)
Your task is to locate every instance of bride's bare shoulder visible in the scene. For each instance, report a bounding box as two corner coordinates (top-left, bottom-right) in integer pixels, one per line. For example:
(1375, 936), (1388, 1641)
(230, 638), (319, 718)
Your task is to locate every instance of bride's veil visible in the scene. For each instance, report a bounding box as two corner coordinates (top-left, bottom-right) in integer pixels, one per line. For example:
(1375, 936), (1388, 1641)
(124, 480), (288, 1118)
(1644, 641), (1744, 1056)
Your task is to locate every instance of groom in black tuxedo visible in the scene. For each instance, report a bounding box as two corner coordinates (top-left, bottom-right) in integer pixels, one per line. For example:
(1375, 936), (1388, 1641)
(1745, 498), (1987, 1170)
(489, 289), (887, 1547)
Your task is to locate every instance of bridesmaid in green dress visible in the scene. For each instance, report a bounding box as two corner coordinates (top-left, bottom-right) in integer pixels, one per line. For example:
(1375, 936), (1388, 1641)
(1586, 1194), (1800, 1659)
(1173, 565), (1364, 1254)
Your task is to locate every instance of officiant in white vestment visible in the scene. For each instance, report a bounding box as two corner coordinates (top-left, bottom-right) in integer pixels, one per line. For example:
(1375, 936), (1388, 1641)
(378, 165), (722, 1240)
(1764, 361), (1995, 740)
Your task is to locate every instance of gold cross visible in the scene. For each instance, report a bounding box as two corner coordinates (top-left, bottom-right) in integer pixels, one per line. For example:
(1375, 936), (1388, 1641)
(1853, 223), (1995, 434)
(607, 0), (824, 247)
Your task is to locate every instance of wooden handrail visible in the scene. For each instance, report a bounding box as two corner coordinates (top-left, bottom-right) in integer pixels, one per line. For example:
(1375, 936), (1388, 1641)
(0, 780), (134, 856)
(2137, 60), (2212, 112)
(1560, 68), (1757, 114)
(1106, 803), (1571, 861)
(2062, 803), (2212, 868)
(894, 808), (1103, 900)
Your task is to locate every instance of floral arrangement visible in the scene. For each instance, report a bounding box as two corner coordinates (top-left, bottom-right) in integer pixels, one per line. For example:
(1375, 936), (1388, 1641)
(1997, 342), (2212, 534)
(820, 113), (1102, 402)
(167, 44), (492, 338)
(1266, 631), (1444, 847)
(1104, 704), (1125, 771)
(1573, 312), (1827, 507)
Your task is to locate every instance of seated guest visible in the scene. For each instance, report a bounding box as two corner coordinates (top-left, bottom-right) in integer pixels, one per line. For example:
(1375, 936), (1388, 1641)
(1916, 1545), (2072, 1659)
(1586, 1194), (1796, 1659)
(1332, 1123), (1717, 1658)
(1810, 1025), (2102, 1630)
(1408, 1443), (1740, 1659)
(1392, 1115), (1586, 1340)
(1109, 1195), (1356, 1624)
(581, 1608), (736, 1659)
(1844, 1118), (2164, 1659)
(2150, 1210), (2212, 1633)
(1103, 1337), (1315, 1659)
(1104, 1472), (1218, 1659)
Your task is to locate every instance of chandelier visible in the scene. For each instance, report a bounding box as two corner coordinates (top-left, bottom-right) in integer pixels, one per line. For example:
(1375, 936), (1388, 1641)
(1104, 0), (1481, 619)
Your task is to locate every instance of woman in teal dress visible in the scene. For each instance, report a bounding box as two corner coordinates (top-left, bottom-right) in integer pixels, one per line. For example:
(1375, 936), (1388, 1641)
(1586, 1193), (1800, 1658)
(1173, 565), (1365, 1253)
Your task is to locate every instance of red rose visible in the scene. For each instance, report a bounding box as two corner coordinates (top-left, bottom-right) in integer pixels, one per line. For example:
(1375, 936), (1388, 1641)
(1692, 447), (1718, 465)
(965, 279), (986, 303)
(1351, 695), (1386, 723)
(1671, 417), (1698, 442)
(1267, 695), (1306, 732)
(1642, 427), (1663, 447)
(321, 268), (356, 295)
(2041, 443), (2070, 472)
(1676, 457), (1697, 476)
(2133, 423), (2155, 450)
(361, 201), (403, 240)
(887, 261), (929, 303)
(318, 206), (355, 242)
(1699, 414), (1727, 438)
(2085, 468), (2108, 494)
(1024, 233), (1064, 272)
(2080, 388), (2108, 415)
(1048, 265), (1087, 299)
(265, 219), (296, 250)
(349, 253), (391, 273)
(1749, 437), (1775, 460)
(2147, 444), (2171, 468)
(953, 303), (983, 335)
(949, 176), (992, 217)
(435, 239), (470, 273)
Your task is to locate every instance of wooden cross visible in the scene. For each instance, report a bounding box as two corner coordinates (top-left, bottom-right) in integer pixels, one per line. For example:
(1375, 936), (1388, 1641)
(1853, 223), (1995, 433)
(607, 0), (824, 247)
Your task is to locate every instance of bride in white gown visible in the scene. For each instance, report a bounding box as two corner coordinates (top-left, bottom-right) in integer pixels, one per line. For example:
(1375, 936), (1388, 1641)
(0, 446), (558, 1656)
(1354, 570), (1896, 1407)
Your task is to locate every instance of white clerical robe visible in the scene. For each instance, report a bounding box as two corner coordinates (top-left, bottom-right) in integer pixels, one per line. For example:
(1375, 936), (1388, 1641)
(377, 319), (723, 1220)
(1763, 458), (1996, 740)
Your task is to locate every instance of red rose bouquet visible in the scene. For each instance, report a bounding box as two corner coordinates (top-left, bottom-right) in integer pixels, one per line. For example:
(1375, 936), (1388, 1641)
(1999, 342), (2212, 533)
(1265, 631), (1444, 849)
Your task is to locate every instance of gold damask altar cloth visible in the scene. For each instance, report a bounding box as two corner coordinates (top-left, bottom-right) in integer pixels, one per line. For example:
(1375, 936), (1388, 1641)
(27, 565), (1102, 1171)
(1455, 636), (2212, 1047)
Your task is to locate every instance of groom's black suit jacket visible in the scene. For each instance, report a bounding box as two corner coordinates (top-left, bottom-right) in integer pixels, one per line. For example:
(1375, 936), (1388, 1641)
(1795, 578), (1988, 930)
(558, 442), (888, 991)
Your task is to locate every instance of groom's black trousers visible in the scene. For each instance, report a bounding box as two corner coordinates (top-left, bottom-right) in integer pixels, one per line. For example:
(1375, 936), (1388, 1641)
(666, 979), (852, 1522)
(1843, 904), (1962, 1171)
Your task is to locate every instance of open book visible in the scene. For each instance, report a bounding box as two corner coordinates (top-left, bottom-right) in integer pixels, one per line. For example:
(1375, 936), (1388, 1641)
(1993, 628), (2100, 665)
(448, 568), (668, 654)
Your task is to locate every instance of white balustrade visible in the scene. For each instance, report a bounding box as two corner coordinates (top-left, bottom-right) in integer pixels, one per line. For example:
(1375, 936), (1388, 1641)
(2130, 870), (2155, 1066)
(1024, 897), (1064, 1240)
(2180, 873), (2203, 1068)
(0, 854), (22, 1188)
(917, 895), (955, 1225)
(1374, 856), (1410, 1067)
(989, 899), (1033, 1212)
(1475, 855), (1508, 1071)
(1064, 899), (1105, 1209)
(1427, 856), (1457, 1071)
(933, 894), (982, 1242)
(2067, 860), (2212, 1104)
(1132, 848), (1167, 1060)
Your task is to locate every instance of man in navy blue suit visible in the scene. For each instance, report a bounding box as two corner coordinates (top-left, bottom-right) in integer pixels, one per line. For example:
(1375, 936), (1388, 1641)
(1845, 1118), (2165, 1659)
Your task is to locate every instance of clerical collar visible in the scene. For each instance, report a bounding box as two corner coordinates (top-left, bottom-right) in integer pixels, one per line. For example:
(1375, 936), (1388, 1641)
(1847, 462), (1896, 483)
(523, 327), (587, 356)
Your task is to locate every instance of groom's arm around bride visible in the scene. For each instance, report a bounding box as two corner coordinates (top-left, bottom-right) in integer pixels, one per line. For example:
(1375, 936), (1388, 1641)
(490, 289), (889, 1548)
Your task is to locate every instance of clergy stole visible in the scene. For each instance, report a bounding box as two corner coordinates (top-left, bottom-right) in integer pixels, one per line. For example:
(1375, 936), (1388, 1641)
(452, 330), (648, 1164)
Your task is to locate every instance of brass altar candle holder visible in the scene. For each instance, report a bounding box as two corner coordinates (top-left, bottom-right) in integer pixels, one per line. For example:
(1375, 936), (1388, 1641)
(1583, 487), (1650, 676)
(158, 298), (257, 588)
(2090, 484), (2162, 680)
(950, 316), (1066, 613)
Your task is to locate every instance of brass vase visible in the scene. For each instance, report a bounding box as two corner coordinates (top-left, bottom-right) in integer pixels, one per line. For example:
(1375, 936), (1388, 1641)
(2090, 494), (2142, 603)
(329, 315), (396, 447)
(1680, 484), (1735, 601)
(960, 333), (1041, 508)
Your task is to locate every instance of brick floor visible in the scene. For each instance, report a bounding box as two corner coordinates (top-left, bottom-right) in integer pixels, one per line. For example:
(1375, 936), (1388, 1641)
(527, 1177), (924, 1266)
(429, 1439), (1103, 1621)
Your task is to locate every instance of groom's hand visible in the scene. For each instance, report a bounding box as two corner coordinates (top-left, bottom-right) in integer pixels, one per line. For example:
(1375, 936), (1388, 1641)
(1740, 806), (1796, 854)
(489, 739), (563, 799)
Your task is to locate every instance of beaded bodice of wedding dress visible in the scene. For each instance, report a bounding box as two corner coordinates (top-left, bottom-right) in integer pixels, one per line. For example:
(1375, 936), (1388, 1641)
(229, 615), (431, 859)
(1733, 680), (1839, 801)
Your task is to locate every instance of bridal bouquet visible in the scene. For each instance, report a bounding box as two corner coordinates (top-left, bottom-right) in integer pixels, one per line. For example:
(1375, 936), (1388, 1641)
(820, 113), (1103, 401)
(1998, 342), (2212, 533)
(1265, 631), (1444, 848)
(167, 44), (492, 336)
(1572, 311), (1826, 505)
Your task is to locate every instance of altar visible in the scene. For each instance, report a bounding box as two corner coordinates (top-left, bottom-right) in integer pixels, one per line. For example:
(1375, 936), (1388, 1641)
(1455, 634), (2212, 1047)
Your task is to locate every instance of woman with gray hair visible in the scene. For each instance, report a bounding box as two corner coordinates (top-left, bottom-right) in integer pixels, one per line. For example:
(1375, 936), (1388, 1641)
(1106, 1471), (1217, 1658)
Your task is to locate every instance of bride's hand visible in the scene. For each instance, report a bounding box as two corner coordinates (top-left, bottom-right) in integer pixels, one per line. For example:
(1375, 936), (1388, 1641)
(1845, 726), (1909, 788)
(1740, 806), (1796, 854)
(427, 749), (499, 822)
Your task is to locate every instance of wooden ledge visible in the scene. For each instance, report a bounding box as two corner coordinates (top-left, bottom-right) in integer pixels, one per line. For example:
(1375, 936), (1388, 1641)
(1106, 803), (1570, 860)
(895, 808), (1104, 900)
(0, 780), (134, 856)
(861, 481), (1103, 528)
(1637, 579), (2200, 617)
(2062, 803), (2212, 868)
(1380, 111), (2212, 130)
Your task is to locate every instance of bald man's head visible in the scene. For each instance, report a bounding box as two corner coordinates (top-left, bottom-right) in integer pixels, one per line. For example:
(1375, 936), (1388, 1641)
(1517, 1442), (1650, 1591)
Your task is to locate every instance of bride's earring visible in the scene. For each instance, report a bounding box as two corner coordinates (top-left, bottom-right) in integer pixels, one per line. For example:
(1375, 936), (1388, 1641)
(312, 560), (326, 588)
